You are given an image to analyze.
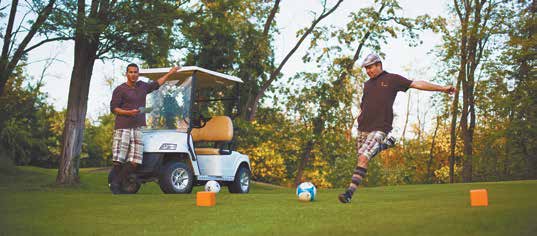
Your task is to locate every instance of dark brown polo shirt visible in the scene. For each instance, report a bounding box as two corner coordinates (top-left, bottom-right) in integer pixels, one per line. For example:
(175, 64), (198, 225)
(110, 80), (160, 129)
(358, 71), (412, 133)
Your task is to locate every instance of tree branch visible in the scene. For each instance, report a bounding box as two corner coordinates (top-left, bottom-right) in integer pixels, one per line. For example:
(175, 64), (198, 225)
(6, 0), (56, 76)
(453, 0), (465, 23)
(351, 2), (387, 64)
(1, 0), (19, 63)
(23, 36), (74, 54)
(248, 0), (343, 120)
(263, 0), (343, 92)
(9, 8), (32, 54)
(89, 0), (99, 18)
(96, 39), (120, 58)
(263, 0), (280, 36)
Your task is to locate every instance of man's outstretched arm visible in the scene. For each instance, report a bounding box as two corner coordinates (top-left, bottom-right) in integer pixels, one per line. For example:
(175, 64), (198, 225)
(156, 66), (181, 86)
(410, 80), (456, 95)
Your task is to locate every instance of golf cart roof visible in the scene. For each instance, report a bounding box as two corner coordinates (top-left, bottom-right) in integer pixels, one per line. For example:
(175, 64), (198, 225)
(139, 66), (243, 87)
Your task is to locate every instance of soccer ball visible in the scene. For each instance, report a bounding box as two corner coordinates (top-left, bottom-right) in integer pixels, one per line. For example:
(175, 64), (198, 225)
(204, 180), (221, 193)
(296, 182), (317, 202)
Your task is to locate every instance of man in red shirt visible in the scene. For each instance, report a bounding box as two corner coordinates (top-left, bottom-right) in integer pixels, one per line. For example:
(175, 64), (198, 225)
(339, 54), (456, 203)
(109, 63), (179, 194)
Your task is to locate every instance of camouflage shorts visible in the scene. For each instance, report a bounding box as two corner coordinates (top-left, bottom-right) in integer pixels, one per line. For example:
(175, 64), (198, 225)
(356, 131), (387, 160)
(112, 128), (143, 164)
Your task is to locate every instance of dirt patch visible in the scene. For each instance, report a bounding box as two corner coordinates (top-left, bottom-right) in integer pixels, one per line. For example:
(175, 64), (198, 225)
(252, 181), (287, 189)
(85, 167), (111, 173)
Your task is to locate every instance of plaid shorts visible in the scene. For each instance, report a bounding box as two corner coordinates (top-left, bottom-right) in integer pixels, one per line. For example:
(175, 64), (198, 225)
(356, 131), (387, 160)
(112, 128), (143, 164)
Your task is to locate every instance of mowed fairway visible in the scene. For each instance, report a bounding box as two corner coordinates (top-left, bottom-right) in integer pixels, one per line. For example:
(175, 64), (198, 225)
(1, 167), (536, 236)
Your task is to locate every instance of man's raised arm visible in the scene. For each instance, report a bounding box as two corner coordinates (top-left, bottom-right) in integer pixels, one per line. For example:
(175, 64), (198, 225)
(410, 80), (456, 95)
(157, 66), (181, 86)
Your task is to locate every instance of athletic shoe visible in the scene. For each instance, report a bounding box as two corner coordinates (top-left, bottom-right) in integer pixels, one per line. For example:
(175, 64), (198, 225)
(380, 136), (396, 150)
(110, 183), (122, 194)
(338, 190), (353, 203)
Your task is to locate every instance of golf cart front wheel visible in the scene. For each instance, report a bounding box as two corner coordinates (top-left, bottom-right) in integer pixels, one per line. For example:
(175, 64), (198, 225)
(228, 165), (250, 193)
(159, 161), (194, 194)
(121, 174), (141, 194)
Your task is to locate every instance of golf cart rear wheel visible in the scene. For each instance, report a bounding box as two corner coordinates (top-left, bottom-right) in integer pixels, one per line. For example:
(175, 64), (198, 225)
(107, 169), (141, 194)
(228, 165), (250, 193)
(159, 161), (194, 194)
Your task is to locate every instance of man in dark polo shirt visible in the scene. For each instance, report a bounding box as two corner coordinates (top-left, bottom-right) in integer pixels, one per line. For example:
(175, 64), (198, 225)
(109, 63), (179, 194)
(338, 54), (456, 203)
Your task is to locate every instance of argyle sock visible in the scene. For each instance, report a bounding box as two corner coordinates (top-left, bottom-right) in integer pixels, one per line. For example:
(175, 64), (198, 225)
(347, 166), (367, 195)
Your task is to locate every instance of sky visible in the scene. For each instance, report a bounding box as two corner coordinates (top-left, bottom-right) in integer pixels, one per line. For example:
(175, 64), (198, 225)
(11, 0), (452, 138)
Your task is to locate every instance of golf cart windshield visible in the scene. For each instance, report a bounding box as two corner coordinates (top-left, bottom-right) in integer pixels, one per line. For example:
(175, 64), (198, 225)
(145, 77), (192, 132)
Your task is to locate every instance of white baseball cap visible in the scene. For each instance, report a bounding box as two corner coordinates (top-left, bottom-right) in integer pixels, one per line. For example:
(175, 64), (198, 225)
(361, 54), (382, 67)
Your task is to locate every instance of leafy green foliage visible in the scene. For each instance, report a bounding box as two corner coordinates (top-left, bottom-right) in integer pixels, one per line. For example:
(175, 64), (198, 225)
(176, 0), (276, 115)
(82, 113), (115, 167)
(0, 67), (58, 166)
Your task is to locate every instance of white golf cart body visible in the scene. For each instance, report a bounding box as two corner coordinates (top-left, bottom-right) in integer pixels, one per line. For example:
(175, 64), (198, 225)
(139, 66), (250, 182)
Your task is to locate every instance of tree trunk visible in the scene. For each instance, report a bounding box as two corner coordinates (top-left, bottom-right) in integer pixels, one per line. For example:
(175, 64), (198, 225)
(452, 0), (471, 183)
(461, 0), (486, 183)
(294, 117), (323, 186)
(0, 0), (19, 95)
(294, 140), (315, 186)
(56, 0), (101, 184)
(56, 37), (98, 184)
(401, 90), (411, 142)
(449, 78), (462, 183)
(427, 116), (441, 183)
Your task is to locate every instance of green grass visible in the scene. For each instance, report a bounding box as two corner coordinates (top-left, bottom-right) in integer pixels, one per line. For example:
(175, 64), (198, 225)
(1, 167), (536, 236)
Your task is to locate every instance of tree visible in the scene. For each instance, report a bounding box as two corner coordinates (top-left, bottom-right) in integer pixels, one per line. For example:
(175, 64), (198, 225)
(54, 0), (182, 185)
(476, 0), (537, 180)
(0, 66), (59, 166)
(503, 0), (537, 179)
(175, 0), (277, 117)
(0, 0), (66, 96)
(437, 0), (506, 182)
(246, 0), (343, 121)
(450, 0), (504, 182)
(287, 0), (443, 186)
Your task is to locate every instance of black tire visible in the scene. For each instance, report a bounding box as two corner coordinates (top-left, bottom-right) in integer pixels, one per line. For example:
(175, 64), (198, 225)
(108, 169), (141, 194)
(228, 165), (250, 193)
(121, 174), (141, 194)
(108, 168), (118, 193)
(159, 161), (194, 194)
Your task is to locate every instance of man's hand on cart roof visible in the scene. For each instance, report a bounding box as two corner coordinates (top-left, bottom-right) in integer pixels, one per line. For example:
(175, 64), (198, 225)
(157, 66), (181, 85)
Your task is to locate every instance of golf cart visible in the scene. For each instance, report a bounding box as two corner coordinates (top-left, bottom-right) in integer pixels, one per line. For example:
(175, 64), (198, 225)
(108, 66), (251, 194)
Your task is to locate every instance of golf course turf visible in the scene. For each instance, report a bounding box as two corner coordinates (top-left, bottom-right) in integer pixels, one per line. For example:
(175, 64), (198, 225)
(1, 166), (536, 235)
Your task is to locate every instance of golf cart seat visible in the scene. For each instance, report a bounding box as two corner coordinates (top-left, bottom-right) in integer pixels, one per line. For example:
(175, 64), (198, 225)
(191, 116), (233, 155)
